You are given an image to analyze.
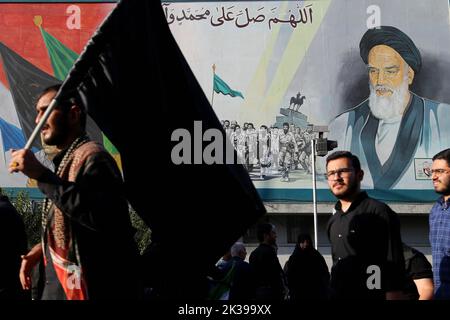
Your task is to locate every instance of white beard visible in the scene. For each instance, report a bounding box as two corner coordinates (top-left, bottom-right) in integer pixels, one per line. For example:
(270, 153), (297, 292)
(368, 77), (409, 121)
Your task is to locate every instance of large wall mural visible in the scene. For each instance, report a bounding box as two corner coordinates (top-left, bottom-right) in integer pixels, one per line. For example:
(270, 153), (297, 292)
(1, 1), (450, 201)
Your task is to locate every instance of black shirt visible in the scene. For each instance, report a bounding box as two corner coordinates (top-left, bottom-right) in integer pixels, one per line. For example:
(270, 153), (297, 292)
(0, 195), (28, 300)
(402, 244), (433, 300)
(249, 244), (285, 300)
(327, 192), (405, 298)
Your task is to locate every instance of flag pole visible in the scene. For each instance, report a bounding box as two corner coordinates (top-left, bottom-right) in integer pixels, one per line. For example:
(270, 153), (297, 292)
(211, 64), (216, 107)
(21, 14), (55, 150)
(311, 138), (318, 250)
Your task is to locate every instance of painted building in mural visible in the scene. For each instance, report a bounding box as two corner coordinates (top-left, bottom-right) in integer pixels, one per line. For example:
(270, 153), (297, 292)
(1, 0), (448, 259)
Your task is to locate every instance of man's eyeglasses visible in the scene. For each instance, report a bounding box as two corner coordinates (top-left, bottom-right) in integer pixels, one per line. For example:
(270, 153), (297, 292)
(430, 169), (450, 176)
(325, 168), (353, 180)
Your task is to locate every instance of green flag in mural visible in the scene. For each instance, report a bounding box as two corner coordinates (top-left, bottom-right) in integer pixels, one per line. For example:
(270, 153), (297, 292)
(36, 16), (120, 158)
(38, 25), (79, 81)
(213, 74), (244, 99)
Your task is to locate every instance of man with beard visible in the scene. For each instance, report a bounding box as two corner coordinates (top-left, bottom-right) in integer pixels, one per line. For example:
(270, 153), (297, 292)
(8, 85), (140, 300)
(429, 149), (450, 299)
(325, 151), (405, 299)
(328, 26), (450, 189)
(249, 223), (286, 301)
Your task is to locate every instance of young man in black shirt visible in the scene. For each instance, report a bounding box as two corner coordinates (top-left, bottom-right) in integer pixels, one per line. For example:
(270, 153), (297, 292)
(249, 223), (286, 301)
(325, 151), (405, 299)
(402, 243), (433, 300)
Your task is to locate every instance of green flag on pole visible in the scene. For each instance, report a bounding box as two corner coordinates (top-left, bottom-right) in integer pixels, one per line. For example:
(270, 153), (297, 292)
(39, 27), (79, 81)
(213, 74), (244, 99)
(36, 16), (120, 161)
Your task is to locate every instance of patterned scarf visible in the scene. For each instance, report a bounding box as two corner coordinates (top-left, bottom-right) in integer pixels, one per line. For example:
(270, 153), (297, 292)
(42, 135), (90, 300)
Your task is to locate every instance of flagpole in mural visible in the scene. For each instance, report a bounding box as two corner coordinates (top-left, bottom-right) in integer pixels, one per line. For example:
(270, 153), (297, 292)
(211, 64), (216, 107)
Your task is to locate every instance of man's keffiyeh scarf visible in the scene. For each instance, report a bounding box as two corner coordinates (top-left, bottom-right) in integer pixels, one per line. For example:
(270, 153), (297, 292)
(42, 135), (91, 300)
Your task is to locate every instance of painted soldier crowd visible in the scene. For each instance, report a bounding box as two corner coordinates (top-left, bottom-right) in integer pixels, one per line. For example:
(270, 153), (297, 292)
(221, 120), (313, 182)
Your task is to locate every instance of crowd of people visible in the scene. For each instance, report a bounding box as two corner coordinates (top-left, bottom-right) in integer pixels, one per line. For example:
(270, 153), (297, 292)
(221, 120), (313, 181)
(0, 84), (449, 301)
(208, 149), (447, 301)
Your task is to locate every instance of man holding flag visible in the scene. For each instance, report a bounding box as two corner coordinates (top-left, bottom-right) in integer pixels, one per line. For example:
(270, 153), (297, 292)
(9, 0), (264, 299)
(9, 85), (140, 300)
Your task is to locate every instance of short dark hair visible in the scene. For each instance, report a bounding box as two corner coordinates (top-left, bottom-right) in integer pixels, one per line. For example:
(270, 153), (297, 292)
(282, 122), (289, 127)
(36, 84), (87, 130)
(326, 151), (361, 172)
(433, 149), (450, 166)
(257, 223), (274, 243)
(260, 125), (268, 130)
(35, 84), (62, 105)
(297, 233), (312, 244)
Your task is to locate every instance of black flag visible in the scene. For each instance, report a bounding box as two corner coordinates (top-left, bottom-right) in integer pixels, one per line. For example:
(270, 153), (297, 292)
(0, 42), (104, 149)
(0, 42), (59, 150)
(55, 0), (266, 297)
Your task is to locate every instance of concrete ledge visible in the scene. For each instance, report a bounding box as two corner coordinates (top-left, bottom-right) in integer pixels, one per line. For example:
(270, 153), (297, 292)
(264, 202), (434, 215)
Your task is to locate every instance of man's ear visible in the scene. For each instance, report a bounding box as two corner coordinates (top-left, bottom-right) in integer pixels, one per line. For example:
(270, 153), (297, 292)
(69, 105), (82, 124)
(407, 66), (415, 85)
(357, 169), (364, 182)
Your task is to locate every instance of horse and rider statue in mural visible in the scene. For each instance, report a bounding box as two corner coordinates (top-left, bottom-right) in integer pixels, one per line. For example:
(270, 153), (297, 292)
(289, 92), (306, 112)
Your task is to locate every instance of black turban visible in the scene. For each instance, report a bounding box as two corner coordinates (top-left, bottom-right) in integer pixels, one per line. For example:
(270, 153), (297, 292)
(360, 26), (422, 74)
